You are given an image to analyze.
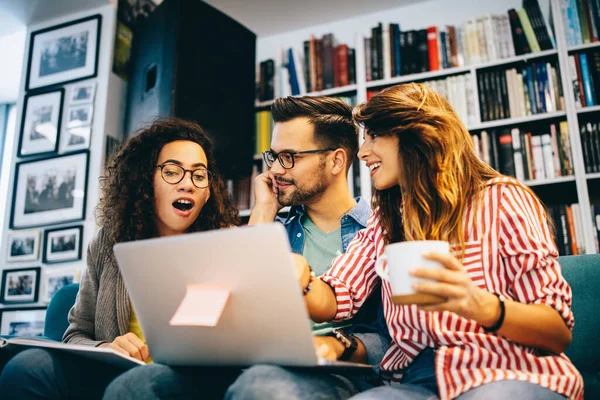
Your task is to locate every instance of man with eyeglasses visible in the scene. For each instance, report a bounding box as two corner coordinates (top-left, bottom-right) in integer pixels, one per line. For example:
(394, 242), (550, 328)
(226, 96), (389, 400)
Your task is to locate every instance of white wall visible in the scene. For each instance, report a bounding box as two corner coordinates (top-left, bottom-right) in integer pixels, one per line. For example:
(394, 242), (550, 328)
(257, 0), (550, 60)
(0, 3), (124, 309)
(0, 29), (26, 103)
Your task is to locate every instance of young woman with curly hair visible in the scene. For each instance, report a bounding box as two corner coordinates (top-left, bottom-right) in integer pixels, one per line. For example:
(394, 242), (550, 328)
(0, 118), (239, 399)
(283, 83), (583, 400)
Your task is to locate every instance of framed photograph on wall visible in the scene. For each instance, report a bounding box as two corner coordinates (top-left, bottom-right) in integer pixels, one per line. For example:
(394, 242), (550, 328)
(69, 81), (96, 105)
(25, 14), (102, 91)
(43, 225), (83, 263)
(42, 266), (81, 303)
(10, 151), (89, 229)
(6, 229), (41, 263)
(0, 307), (47, 337)
(17, 89), (64, 157)
(0, 267), (41, 305)
(59, 104), (93, 153)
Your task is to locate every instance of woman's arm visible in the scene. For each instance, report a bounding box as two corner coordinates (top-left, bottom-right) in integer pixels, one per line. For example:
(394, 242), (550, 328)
(413, 252), (571, 354)
(411, 184), (573, 355)
(62, 231), (105, 346)
(294, 215), (381, 323)
(293, 254), (338, 322)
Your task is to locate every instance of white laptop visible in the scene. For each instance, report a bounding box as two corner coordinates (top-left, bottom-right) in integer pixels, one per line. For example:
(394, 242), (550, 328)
(113, 223), (372, 369)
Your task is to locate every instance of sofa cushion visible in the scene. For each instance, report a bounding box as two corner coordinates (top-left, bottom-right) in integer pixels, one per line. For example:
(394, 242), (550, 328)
(559, 254), (600, 399)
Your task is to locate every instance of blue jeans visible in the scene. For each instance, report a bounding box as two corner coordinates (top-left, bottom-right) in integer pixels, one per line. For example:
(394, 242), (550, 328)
(0, 348), (126, 400)
(224, 348), (432, 400)
(103, 363), (241, 399)
(224, 364), (378, 400)
(349, 380), (566, 400)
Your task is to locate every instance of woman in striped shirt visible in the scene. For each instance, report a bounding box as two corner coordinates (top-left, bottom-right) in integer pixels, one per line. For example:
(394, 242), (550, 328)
(295, 83), (583, 399)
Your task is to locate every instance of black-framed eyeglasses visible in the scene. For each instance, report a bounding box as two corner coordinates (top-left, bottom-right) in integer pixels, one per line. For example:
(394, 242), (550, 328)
(262, 148), (336, 169)
(155, 163), (212, 188)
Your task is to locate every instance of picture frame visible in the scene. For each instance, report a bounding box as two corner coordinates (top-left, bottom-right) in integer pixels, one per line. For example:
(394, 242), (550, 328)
(42, 266), (81, 303)
(59, 104), (94, 153)
(59, 125), (92, 153)
(43, 225), (83, 264)
(17, 89), (64, 157)
(0, 307), (47, 337)
(69, 81), (96, 105)
(6, 229), (41, 263)
(0, 267), (41, 305)
(10, 151), (89, 229)
(25, 14), (102, 92)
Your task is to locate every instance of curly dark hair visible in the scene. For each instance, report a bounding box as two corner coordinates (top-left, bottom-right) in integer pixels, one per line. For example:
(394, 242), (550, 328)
(97, 118), (239, 245)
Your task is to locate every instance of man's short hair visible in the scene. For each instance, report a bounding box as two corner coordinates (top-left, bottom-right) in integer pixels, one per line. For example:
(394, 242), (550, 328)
(271, 96), (359, 173)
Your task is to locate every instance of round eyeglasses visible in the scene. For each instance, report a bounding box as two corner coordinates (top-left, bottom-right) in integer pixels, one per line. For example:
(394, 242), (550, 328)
(155, 163), (212, 188)
(262, 148), (336, 169)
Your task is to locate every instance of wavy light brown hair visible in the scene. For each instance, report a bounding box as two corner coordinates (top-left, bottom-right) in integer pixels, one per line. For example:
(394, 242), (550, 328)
(97, 118), (239, 246)
(354, 83), (546, 251)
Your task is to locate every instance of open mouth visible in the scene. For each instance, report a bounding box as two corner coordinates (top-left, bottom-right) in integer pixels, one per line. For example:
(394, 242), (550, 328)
(369, 162), (381, 174)
(172, 199), (194, 211)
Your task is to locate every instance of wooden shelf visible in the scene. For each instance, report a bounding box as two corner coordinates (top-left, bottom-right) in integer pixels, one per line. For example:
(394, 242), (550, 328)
(255, 84), (358, 108)
(577, 105), (600, 115)
(567, 41), (600, 53)
(473, 49), (558, 70)
(365, 49), (558, 89)
(365, 66), (472, 89)
(525, 176), (576, 187)
(468, 111), (566, 131)
(586, 172), (600, 180)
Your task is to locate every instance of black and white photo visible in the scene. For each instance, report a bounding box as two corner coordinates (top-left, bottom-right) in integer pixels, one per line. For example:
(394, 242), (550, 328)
(10, 152), (89, 229)
(6, 229), (41, 262)
(26, 15), (101, 91)
(69, 81), (96, 105)
(17, 90), (64, 157)
(66, 104), (93, 129)
(0, 307), (47, 337)
(43, 225), (83, 263)
(60, 126), (92, 153)
(58, 104), (94, 153)
(0, 267), (41, 305)
(42, 266), (81, 303)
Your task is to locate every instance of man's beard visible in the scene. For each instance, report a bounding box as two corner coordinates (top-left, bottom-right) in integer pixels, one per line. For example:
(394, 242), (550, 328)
(275, 172), (328, 206)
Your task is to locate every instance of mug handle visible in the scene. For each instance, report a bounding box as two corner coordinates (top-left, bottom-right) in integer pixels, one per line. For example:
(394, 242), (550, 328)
(375, 255), (390, 282)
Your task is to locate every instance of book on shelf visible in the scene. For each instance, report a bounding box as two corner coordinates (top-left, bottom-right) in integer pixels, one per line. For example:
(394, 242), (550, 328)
(476, 59), (564, 123)
(559, 0), (600, 46)
(568, 49), (600, 109)
(549, 203), (586, 255)
(579, 120), (600, 172)
(0, 336), (144, 370)
(362, 0), (553, 83)
(591, 203), (600, 252)
(472, 121), (574, 182)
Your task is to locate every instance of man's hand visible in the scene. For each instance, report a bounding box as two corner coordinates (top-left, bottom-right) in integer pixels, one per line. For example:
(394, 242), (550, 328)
(99, 332), (150, 361)
(254, 171), (282, 210)
(248, 172), (283, 225)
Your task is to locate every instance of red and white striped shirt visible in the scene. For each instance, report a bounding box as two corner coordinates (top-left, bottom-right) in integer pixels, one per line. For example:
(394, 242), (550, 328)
(322, 178), (583, 400)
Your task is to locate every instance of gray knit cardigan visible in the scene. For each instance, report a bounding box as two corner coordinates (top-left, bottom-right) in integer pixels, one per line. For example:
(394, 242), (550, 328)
(62, 229), (132, 346)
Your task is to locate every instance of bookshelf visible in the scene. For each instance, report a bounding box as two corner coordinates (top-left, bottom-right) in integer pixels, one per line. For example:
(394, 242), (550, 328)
(251, 0), (600, 254)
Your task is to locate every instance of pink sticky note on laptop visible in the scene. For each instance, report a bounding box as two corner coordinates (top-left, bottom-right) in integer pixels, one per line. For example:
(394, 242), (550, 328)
(169, 284), (230, 327)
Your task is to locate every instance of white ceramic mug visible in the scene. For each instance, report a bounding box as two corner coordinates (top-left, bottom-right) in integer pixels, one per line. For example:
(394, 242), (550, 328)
(375, 240), (450, 306)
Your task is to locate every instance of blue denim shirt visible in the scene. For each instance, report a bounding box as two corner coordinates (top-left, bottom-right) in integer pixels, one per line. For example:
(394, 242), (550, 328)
(276, 197), (391, 366)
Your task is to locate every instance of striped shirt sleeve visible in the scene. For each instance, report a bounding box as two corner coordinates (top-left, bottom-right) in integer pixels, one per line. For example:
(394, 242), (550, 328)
(498, 184), (574, 329)
(321, 212), (381, 322)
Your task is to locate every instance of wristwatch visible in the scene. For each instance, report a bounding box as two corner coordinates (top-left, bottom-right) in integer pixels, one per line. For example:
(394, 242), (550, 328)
(332, 328), (358, 361)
